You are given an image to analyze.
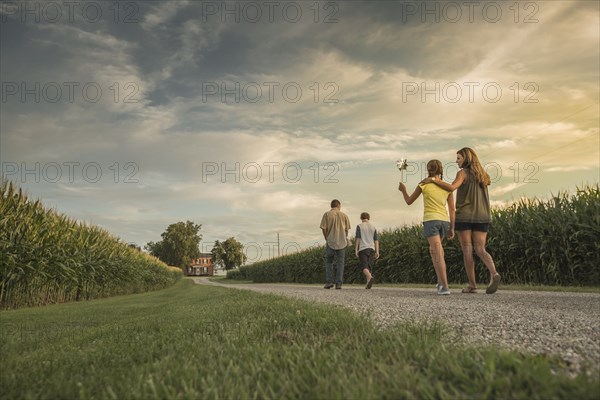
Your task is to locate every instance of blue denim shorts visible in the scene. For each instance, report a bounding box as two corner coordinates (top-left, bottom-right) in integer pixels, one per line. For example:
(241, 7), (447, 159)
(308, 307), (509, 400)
(422, 220), (450, 238)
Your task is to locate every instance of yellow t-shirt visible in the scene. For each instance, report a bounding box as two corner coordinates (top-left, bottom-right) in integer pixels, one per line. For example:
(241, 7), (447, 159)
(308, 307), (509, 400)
(418, 183), (450, 222)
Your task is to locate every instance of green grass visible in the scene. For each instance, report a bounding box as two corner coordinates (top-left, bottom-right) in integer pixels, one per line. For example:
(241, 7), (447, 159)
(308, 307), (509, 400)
(1, 279), (597, 399)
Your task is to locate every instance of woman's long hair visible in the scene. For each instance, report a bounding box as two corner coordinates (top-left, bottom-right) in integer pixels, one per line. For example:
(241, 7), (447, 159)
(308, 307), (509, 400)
(457, 147), (491, 187)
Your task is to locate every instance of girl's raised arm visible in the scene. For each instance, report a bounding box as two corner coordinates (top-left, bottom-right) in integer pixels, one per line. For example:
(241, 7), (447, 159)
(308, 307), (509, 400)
(398, 182), (422, 205)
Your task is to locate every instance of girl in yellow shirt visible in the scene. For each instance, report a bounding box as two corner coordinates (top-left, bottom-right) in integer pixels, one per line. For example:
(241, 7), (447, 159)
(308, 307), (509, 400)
(398, 160), (455, 295)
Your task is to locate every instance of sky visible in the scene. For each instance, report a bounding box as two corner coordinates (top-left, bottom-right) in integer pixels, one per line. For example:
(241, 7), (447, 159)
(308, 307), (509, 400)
(1, 0), (599, 264)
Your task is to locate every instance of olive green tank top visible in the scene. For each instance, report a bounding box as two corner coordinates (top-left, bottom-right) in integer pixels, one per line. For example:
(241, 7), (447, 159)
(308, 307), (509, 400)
(455, 170), (491, 223)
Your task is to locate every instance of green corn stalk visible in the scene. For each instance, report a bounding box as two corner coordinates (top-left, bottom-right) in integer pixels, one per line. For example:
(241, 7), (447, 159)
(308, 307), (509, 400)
(0, 180), (182, 309)
(228, 185), (600, 287)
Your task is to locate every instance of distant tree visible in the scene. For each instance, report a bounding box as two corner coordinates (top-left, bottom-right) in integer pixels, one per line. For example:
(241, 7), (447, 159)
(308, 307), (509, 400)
(128, 243), (141, 251)
(145, 221), (202, 268)
(211, 240), (224, 269)
(211, 237), (247, 270)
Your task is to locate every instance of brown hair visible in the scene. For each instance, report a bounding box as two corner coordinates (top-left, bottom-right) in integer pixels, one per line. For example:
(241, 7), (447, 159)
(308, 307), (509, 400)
(457, 147), (491, 187)
(360, 212), (370, 220)
(331, 199), (341, 208)
(426, 160), (443, 179)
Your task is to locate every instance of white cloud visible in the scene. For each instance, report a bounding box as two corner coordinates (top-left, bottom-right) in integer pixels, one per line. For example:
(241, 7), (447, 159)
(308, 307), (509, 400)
(491, 183), (527, 196)
(490, 199), (511, 210)
(545, 166), (593, 173)
(2, 0), (597, 250)
(142, 1), (190, 30)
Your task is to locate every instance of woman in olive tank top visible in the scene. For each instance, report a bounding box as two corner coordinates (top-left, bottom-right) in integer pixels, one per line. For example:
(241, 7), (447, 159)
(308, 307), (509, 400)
(421, 147), (501, 294)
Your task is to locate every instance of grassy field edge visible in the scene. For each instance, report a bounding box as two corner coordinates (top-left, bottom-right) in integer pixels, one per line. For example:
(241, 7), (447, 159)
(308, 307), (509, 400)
(1, 279), (598, 399)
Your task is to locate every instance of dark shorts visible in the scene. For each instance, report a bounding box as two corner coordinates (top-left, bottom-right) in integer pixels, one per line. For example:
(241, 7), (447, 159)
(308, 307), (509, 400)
(422, 220), (450, 238)
(358, 248), (375, 271)
(455, 222), (490, 232)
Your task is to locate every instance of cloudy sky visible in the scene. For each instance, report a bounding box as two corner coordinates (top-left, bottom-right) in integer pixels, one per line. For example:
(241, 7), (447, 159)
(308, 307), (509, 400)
(1, 0), (598, 263)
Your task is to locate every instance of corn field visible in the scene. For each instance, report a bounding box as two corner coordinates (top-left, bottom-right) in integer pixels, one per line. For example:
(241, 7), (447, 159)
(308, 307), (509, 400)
(0, 181), (182, 310)
(228, 185), (600, 286)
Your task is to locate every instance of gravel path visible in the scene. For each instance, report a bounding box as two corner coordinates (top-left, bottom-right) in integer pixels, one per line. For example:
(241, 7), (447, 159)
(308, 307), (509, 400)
(192, 278), (600, 374)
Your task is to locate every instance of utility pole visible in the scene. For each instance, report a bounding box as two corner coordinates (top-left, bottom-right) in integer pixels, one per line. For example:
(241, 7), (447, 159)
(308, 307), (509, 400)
(277, 232), (280, 257)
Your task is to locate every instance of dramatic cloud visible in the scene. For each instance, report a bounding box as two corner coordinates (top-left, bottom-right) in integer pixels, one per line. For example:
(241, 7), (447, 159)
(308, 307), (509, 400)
(1, 1), (598, 261)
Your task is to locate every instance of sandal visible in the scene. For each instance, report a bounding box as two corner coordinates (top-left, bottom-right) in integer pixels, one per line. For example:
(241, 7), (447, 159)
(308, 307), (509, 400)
(486, 273), (501, 294)
(461, 286), (477, 294)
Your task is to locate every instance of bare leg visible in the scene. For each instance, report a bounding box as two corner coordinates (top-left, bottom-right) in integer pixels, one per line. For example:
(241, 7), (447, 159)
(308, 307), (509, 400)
(362, 268), (372, 281)
(473, 231), (498, 280)
(458, 230), (477, 288)
(427, 235), (448, 288)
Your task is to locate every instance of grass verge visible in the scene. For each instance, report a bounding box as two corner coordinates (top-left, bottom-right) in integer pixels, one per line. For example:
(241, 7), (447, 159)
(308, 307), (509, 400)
(1, 279), (597, 399)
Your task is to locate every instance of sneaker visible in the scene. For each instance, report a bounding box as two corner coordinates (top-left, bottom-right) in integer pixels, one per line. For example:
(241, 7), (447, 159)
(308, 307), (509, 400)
(335, 283), (342, 289)
(436, 283), (442, 294)
(438, 286), (451, 295)
(486, 273), (501, 294)
(366, 277), (374, 289)
(324, 283), (334, 289)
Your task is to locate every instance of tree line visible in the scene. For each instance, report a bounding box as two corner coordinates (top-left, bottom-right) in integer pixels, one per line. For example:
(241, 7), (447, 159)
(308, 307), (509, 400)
(145, 221), (246, 270)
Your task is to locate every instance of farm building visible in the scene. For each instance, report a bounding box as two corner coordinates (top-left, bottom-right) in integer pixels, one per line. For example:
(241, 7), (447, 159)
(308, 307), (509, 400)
(186, 253), (214, 276)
